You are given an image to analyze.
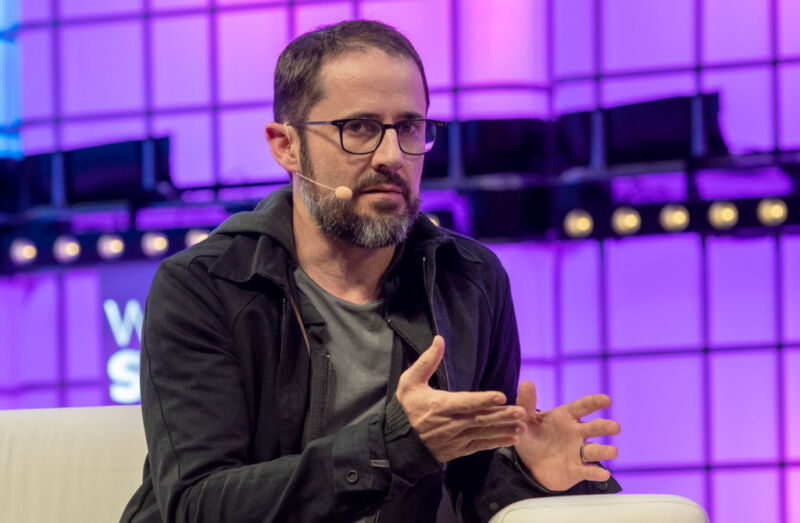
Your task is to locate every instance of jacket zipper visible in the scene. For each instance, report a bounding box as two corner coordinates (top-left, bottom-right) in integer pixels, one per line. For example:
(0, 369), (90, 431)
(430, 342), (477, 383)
(418, 254), (450, 390)
(320, 352), (333, 434)
(280, 297), (287, 342)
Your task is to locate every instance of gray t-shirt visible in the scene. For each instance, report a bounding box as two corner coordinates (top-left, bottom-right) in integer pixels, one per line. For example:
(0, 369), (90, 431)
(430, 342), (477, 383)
(294, 267), (393, 436)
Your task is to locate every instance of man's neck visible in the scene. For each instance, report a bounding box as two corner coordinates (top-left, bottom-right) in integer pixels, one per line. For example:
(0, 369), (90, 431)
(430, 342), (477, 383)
(293, 197), (395, 305)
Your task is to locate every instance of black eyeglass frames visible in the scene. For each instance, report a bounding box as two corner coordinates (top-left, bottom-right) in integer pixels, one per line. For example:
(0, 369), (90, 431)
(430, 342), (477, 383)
(290, 118), (447, 155)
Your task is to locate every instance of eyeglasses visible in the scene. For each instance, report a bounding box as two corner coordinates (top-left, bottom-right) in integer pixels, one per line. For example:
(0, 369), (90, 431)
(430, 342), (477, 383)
(291, 118), (447, 155)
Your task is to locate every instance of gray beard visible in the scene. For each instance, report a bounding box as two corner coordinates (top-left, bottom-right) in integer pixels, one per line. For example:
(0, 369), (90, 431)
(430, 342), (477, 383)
(298, 150), (420, 249)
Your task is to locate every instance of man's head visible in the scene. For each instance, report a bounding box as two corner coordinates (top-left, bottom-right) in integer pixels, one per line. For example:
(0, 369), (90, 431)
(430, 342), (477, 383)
(267, 21), (433, 249)
(273, 20), (430, 124)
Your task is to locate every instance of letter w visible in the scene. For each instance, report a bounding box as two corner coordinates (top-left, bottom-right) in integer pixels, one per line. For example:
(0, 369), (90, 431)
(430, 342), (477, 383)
(104, 299), (144, 347)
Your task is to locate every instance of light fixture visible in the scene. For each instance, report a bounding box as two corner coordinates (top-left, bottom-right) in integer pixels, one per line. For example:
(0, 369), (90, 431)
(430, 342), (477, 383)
(611, 207), (641, 236)
(97, 234), (125, 260)
(564, 209), (594, 238)
(757, 198), (787, 226)
(708, 201), (738, 230)
(9, 238), (37, 266)
(53, 235), (81, 263)
(141, 232), (169, 257)
(659, 205), (690, 232)
(185, 229), (210, 248)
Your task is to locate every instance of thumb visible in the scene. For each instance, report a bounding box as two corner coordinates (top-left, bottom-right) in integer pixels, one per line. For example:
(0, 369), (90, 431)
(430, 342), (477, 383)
(516, 380), (538, 417)
(404, 335), (445, 385)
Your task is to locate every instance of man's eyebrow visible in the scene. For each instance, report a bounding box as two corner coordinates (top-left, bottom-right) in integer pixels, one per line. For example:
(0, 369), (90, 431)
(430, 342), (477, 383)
(340, 111), (425, 121)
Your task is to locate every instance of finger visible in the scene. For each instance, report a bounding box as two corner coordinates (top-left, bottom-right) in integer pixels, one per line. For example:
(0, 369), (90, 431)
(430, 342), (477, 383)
(462, 434), (522, 456)
(581, 464), (612, 483)
(402, 335), (445, 385)
(566, 394), (611, 419)
(455, 420), (527, 441)
(440, 390), (508, 414)
(580, 418), (621, 439)
(580, 443), (618, 462)
(516, 380), (537, 417)
(454, 405), (527, 424)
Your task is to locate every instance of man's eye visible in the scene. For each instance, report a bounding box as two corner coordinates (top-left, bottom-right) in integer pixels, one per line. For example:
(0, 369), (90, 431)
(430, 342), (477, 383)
(343, 121), (372, 134)
(398, 121), (421, 135)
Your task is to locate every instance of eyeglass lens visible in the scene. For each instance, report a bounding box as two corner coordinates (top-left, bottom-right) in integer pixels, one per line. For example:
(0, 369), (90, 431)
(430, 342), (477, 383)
(341, 120), (437, 154)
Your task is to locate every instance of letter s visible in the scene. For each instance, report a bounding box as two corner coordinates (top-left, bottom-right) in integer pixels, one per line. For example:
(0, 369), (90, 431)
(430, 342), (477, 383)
(107, 349), (141, 404)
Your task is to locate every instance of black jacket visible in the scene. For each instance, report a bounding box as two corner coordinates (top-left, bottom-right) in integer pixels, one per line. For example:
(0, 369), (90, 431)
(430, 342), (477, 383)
(121, 186), (618, 523)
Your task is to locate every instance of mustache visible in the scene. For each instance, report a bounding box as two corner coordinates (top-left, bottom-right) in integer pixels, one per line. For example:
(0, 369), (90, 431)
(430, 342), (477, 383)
(352, 171), (411, 197)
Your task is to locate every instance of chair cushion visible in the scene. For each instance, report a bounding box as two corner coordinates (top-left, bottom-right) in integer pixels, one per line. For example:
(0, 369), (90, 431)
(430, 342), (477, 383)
(489, 494), (709, 523)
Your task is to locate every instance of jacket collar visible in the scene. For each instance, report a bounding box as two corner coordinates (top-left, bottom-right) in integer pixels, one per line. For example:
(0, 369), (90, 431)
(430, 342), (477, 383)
(207, 184), (480, 286)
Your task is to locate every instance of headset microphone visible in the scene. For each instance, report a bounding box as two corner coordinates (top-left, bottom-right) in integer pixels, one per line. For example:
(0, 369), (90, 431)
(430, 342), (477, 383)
(294, 172), (353, 201)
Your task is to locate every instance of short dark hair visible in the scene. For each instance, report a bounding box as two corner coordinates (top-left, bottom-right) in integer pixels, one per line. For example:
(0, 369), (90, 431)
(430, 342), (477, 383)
(273, 20), (430, 123)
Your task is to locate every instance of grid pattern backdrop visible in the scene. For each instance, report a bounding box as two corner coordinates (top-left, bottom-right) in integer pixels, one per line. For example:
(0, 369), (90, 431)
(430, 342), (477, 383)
(2, 0), (800, 521)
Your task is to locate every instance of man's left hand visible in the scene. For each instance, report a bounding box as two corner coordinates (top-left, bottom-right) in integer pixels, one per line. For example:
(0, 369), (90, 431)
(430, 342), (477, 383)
(513, 380), (621, 492)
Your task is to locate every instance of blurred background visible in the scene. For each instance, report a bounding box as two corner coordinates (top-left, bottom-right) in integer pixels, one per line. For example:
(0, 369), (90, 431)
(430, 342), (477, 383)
(1, 0), (799, 520)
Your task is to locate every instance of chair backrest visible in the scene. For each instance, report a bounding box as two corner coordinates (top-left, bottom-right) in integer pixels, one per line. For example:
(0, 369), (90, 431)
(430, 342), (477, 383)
(489, 494), (709, 523)
(0, 405), (146, 523)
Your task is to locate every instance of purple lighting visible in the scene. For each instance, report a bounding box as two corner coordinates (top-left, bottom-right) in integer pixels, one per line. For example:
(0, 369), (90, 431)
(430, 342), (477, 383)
(712, 469), (780, 523)
(606, 235), (702, 351)
(702, 0), (769, 63)
(18, 28), (53, 120)
(558, 241), (602, 355)
(152, 15), (211, 109)
(490, 242), (556, 360)
(554, 0), (593, 78)
(458, 0), (547, 85)
(603, 0), (694, 72)
(216, 8), (287, 103)
(707, 236), (776, 347)
(61, 21), (144, 115)
(711, 351), (778, 463)
(6, 1), (800, 520)
(360, 0), (453, 89)
(609, 354), (704, 467)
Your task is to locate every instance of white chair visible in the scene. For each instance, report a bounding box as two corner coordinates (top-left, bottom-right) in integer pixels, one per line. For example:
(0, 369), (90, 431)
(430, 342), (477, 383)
(0, 405), (146, 523)
(489, 494), (709, 523)
(0, 406), (709, 523)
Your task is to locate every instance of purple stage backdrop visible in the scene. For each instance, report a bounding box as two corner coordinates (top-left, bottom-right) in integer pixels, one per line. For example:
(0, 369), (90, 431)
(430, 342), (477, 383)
(3, 0), (800, 521)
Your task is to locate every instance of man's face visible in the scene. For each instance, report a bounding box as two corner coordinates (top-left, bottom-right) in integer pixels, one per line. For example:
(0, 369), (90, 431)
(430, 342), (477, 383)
(296, 48), (427, 249)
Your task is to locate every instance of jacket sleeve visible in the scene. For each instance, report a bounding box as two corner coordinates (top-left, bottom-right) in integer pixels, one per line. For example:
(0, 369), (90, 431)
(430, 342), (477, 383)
(445, 266), (621, 523)
(139, 257), (430, 522)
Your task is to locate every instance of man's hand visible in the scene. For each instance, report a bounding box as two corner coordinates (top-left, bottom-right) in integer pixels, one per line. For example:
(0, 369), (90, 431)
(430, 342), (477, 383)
(395, 336), (527, 463)
(514, 380), (620, 492)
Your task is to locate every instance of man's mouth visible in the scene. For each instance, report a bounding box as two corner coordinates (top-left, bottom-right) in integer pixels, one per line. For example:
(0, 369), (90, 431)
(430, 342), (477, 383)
(360, 185), (405, 195)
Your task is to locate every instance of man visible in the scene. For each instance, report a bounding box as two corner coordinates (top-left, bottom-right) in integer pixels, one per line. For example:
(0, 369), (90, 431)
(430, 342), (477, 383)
(122, 20), (620, 523)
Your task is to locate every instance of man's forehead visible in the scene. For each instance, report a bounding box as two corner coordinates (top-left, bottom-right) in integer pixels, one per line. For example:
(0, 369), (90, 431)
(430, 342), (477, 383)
(312, 48), (427, 116)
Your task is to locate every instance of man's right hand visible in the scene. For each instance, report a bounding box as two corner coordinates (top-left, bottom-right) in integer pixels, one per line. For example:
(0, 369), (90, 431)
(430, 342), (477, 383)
(395, 335), (528, 463)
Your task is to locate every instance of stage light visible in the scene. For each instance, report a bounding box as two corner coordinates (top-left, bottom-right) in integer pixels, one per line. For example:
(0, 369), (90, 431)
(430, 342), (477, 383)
(757, 198), (787, 226)
(10, 238), (37, 266)
(708, 201), (738, 230)
(659, 205), (690, 232)
(54, 236), (81, 263)
(611, 207), (641, 235)
(98, 234), (125, 260)
(141, 232), (169, 257)
(564, 209), (594, 238)
(185, 229), (210, 248)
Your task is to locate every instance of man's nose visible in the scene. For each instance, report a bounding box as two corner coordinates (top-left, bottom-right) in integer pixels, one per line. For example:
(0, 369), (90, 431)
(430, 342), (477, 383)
(371, 128), (405, 172)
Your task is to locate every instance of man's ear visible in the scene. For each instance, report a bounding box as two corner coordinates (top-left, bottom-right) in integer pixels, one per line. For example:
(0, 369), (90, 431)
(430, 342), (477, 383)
(265, 122), (300, 172)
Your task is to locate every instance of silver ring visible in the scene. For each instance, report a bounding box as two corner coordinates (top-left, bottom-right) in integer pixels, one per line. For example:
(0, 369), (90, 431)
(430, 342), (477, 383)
(580, 442), (589, 463)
